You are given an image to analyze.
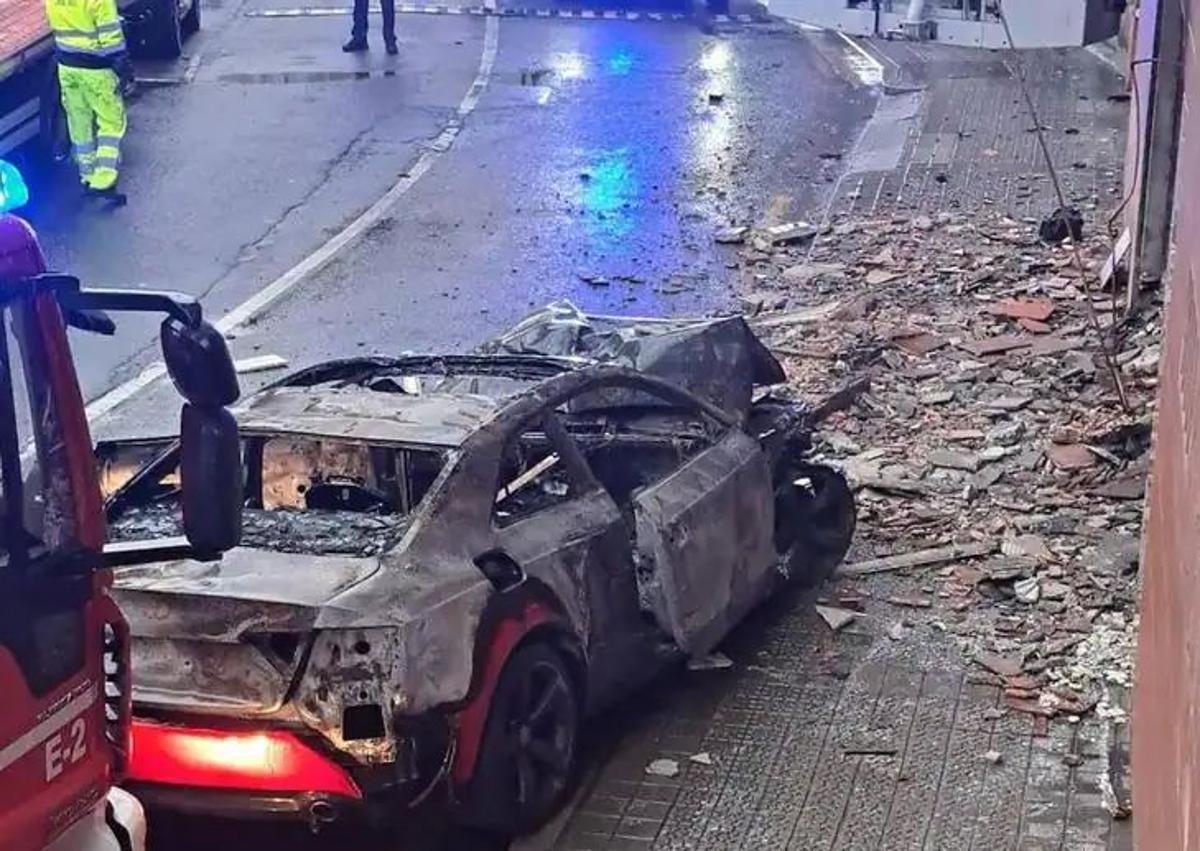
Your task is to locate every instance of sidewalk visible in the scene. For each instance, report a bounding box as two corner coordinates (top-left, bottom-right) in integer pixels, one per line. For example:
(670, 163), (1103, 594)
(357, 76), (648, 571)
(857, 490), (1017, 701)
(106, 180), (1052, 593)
(542, 39), (1137, 851)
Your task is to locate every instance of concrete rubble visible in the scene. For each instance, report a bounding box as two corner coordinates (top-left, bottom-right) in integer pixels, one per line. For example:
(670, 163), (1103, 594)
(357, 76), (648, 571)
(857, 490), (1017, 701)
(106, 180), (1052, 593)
(731, 210), (1158, 730)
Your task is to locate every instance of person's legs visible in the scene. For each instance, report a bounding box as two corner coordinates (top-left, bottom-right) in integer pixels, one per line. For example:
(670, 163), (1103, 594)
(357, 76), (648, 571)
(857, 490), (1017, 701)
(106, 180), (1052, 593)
(57, 67), (96, 187)
(344, 0), (369, 49)
(83, 69), (126, 192)
(381, 0), (396, 51)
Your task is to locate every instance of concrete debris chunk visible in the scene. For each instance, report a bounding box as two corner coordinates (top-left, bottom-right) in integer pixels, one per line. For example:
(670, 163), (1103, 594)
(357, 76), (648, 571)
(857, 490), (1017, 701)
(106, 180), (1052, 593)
(985, 297), (1055, 322)
(764, 221), (817, 244)
(981, 750), (1004, 765)
(234, 354), (289, 374)
(645, 759), (680, 778)
(687, 652), (734, 672)
(1013, 576), (1041, 604)
(929, 449), (980, 472)
(841, 541), (997, 576)
(1002, 535), (1053, 562)
(689, 752), (714, 766)
(975, 651), (1025, 678)
(1047, 443), (1096, 470)
(815, 605), (857, 631)
(963, 334), (1033, 357)
(714, 226), (749, 244)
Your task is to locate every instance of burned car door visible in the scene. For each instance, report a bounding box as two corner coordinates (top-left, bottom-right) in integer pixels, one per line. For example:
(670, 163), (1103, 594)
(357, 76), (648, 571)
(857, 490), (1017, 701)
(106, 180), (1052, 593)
(631, 426), (776, 657)
(488, 412), (635, 691)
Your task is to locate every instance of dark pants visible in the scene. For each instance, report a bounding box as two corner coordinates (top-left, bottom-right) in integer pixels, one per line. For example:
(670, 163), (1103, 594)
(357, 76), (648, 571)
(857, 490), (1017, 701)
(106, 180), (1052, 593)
(351, 0), (395, 43)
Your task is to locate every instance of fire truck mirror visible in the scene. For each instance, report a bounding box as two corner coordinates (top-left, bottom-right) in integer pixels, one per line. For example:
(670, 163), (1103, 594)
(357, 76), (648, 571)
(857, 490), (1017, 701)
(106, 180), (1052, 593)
(160, 317), (240, 408)
(180, 404), (243, 557)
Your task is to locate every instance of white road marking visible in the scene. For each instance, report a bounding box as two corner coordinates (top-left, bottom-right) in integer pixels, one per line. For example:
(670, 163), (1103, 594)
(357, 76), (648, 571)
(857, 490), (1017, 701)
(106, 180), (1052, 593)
(83, 15), (501, 424)
(835, 30), (884, 87)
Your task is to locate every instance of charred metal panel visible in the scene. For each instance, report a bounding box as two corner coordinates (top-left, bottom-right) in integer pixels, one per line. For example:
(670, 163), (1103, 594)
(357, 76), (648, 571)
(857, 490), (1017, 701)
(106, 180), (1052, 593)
(130, 638), (292, 715)
(633, 431), (776, 656)
(494, 488), (628, 652)
(114, 549), (379, 615)
(237, 386), (499, 448)
(480, 301), (786, 414)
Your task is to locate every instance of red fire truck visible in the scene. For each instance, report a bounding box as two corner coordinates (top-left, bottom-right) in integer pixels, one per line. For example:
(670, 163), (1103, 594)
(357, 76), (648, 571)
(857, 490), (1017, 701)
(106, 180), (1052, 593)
(0, 160), (242, 851)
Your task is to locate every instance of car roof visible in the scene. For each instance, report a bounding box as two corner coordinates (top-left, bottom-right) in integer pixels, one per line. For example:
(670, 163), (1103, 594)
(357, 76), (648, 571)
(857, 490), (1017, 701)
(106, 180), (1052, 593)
(236, 384), (501, 448)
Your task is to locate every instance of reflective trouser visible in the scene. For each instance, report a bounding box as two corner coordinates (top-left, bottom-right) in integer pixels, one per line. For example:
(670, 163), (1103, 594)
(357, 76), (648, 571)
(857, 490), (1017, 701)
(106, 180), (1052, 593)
(57, 64), (126, 191)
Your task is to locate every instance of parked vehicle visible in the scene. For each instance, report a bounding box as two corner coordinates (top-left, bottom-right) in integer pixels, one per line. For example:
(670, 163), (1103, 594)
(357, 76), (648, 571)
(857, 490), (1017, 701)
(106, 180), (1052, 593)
(100, 306), (858, 840)
(0, 0), (200, 159)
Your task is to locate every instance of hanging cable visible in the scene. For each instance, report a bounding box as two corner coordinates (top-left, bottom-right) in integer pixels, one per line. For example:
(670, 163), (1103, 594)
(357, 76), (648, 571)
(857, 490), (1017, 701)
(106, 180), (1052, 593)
(996, 0), (1133, 413)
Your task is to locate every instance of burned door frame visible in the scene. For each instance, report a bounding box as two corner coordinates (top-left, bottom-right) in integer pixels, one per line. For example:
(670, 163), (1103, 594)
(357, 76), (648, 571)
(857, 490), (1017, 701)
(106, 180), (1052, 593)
(631, 427), (776, 658)
(484, 410), (634, 700)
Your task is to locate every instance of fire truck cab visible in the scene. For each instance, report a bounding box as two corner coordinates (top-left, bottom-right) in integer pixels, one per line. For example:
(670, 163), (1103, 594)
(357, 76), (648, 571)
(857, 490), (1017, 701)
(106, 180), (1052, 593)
(0, 161), (243, 851)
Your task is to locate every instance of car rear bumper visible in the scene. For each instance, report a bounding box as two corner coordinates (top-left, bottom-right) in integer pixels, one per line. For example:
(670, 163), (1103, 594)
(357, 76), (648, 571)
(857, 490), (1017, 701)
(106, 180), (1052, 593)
(124, 783), (360, 827)
(44, 789), (147, 851)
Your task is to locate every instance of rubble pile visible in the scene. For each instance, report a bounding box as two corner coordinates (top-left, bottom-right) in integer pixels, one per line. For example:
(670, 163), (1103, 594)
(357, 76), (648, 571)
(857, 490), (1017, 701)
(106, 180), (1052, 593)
(736, 212), (1158, 722)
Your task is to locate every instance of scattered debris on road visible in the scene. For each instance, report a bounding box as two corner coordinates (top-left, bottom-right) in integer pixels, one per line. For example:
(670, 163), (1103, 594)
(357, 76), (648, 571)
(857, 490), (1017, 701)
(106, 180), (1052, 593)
(815, 604), (857, 631)
(687, 652), (734, 672)
(645, 759), (681, 778)
(233, 354), (289, 374)
(730, 209), (1156, 727)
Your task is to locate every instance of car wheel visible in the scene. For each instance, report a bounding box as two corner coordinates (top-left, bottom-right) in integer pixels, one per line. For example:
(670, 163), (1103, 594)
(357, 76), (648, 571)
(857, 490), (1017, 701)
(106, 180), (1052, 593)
(774, 461), (856, 587)
(181, 0), (200, 37)
(458, 642), (580, 837)
(143, 0), (183, 59)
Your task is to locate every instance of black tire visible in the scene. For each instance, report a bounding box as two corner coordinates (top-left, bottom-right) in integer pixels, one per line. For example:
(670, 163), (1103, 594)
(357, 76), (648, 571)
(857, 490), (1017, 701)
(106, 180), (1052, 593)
(181, 0), (200, 37)
(143, 0), (183, 59)
(774, 461), (856, 587)
(457, 642), (580, 837)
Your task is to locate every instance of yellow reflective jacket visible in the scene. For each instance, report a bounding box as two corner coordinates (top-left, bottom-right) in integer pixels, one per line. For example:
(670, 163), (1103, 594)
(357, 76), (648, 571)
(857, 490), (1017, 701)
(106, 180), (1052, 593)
(45, 0), (127, 61)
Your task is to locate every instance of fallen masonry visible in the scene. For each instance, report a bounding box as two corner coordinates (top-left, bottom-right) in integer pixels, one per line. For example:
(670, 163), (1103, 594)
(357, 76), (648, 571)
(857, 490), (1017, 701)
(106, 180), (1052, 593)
(735, 209), (1155, 732)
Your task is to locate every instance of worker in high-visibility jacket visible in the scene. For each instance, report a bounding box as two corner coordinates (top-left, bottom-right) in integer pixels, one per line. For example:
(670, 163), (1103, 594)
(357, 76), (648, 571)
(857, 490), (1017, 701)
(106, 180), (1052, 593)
(45, 0), (131, 202)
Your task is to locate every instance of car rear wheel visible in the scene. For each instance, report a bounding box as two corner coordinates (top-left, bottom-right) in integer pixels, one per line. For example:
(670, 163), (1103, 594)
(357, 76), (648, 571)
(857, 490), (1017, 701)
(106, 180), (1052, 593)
(143, 0), (183, 59)
(458, 642), (580, 837)
(774, 460), (856, 587)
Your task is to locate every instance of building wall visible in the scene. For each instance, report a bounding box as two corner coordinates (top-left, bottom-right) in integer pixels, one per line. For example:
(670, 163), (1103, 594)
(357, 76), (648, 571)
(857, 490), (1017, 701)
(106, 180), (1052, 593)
(768, 0), (1116, 47)
(1133, 0), (1200, 846)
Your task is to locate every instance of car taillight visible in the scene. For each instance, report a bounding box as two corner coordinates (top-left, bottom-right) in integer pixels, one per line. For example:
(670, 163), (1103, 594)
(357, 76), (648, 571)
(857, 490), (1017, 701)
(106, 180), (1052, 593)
(128, 723), (362, 798)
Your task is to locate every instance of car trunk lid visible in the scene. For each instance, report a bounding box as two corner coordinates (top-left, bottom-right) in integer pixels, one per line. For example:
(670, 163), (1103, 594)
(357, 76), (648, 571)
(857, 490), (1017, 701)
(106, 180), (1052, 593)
(113, 548), (378, 715)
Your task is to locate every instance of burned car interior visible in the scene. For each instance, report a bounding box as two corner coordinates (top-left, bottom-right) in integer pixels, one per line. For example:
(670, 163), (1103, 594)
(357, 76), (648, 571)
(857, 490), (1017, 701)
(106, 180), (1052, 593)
(102, 432), (448, 557)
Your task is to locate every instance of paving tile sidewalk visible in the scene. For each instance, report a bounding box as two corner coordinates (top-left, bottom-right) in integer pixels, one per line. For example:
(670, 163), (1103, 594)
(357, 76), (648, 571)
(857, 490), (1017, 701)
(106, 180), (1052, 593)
(542, 41), (1134, 851)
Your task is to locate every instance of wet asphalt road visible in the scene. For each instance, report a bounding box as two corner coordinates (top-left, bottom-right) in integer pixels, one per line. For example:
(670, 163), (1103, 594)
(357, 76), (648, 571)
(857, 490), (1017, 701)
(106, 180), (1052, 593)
(15, 0), (874, 846)
(11, 0), (876, 438)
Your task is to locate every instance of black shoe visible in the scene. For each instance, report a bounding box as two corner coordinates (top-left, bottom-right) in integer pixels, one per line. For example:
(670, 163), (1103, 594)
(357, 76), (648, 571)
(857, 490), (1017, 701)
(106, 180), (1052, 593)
(86, 185), (127, 206)
(385, 40), (398, 55)
(342, 37), (368, 52)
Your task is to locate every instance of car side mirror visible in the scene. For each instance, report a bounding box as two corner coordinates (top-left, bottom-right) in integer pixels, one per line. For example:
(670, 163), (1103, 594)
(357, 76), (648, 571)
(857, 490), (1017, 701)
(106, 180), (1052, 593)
(180, 404), (242, 556)
(161, 317), (239, 407)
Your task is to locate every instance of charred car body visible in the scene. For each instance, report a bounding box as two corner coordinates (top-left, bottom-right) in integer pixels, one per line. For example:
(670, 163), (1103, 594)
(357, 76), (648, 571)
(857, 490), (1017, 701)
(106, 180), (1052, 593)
(104, 304), (858, 836)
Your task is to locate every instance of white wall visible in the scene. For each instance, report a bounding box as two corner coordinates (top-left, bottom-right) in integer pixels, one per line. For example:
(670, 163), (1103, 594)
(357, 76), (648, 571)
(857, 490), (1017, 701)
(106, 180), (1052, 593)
(771, 0), (1100, 48)
(765, 0), (876, 35)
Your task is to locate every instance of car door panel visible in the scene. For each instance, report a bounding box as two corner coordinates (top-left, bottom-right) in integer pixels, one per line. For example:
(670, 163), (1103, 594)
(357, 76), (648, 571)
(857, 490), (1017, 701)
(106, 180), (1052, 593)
(493, 488), (626, 656)
(632, 430), (776, 656)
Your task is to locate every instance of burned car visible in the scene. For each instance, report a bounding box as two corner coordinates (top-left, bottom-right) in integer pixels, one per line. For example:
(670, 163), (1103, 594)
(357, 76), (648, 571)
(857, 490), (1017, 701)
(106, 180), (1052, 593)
(105, 305), (858, 837)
